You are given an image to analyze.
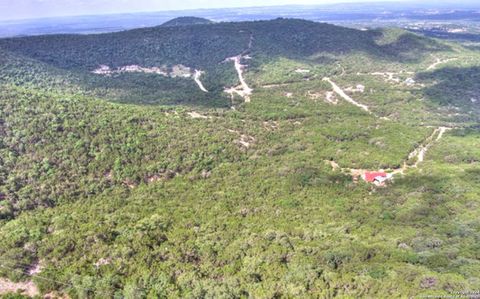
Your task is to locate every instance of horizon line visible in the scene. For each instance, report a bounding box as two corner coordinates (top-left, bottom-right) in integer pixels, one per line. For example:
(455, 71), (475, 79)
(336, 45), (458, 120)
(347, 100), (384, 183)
(0, 0), (423, 23)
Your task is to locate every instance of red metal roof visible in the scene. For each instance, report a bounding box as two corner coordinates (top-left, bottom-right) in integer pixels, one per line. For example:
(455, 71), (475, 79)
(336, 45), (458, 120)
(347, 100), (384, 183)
(364, 172), (388, 182)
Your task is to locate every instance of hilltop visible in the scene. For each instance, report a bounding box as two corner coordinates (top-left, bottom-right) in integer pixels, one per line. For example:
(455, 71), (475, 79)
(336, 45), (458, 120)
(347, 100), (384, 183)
(0, 18), (479, 298)
(0, 18), (467, 108)
(161, 16), (214, 27)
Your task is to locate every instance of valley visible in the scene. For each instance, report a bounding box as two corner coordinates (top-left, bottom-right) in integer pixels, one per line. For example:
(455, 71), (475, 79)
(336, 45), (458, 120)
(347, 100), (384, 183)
(0, 16), (479, 298)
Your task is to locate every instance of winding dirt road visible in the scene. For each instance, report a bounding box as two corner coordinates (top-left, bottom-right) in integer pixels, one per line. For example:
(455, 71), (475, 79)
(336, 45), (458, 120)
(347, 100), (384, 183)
(327, 126), (452, 181)
(226, 56), (253, 102)
(427, 57), (458, 71)
(193, 70), (209, 93)
(323, 77), (370, 112)
(224, 33), (254, 103)
(392, 127), (451, 174)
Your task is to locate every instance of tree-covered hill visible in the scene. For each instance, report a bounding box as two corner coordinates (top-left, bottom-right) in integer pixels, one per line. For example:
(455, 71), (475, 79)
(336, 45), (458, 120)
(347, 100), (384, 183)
(0, 18), (452, 107)
(0, 18), (479, 298)
(0, 18), (448, 72)
(161, 17), (214, 27)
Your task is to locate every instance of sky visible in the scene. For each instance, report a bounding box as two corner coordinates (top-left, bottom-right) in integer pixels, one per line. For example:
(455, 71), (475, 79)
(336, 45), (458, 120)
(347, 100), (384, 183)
(0, 0), (405, 21)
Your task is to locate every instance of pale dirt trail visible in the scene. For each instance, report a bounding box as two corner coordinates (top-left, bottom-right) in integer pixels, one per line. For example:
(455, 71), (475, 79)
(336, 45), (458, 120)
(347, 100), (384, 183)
(193, 70), (209, 93)
(187, 111), (209, 119)
(261, 83), (290, 89)
(406, 127), (450, 168)
(327, 127), (451, 180)
(323, 77), (370, 112)
(427, 57), (458, 71)
(391, 127), (451, 175)
(229, 56), (253, 102)
(246, 34), (254, 53)
(225, 34), (254, 103)
(391, 127), (448, 174)
(436, 126), (450, 141)
(225, 56), (253, 102)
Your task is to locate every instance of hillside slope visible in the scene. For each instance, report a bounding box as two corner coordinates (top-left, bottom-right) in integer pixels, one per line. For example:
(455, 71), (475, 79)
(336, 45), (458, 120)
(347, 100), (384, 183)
(0, 18), (455, 107)
(0, 18), (480, 298)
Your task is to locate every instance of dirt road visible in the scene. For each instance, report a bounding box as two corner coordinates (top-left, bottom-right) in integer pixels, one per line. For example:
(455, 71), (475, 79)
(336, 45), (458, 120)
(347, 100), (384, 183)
(326, 126), (452, 181)
(224, 34), (254, 103)
(193, 70), (209, 92)
(427, 57), (458, 71)
(323, 77), (370, 112)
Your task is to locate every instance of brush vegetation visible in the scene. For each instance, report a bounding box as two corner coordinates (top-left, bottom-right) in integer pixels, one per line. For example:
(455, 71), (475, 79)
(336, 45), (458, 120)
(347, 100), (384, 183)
(0, 18), (479, 298)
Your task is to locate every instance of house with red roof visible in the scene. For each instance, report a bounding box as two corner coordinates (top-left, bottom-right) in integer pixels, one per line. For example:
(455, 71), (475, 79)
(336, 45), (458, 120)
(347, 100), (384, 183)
(363, 171), (389, 184)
